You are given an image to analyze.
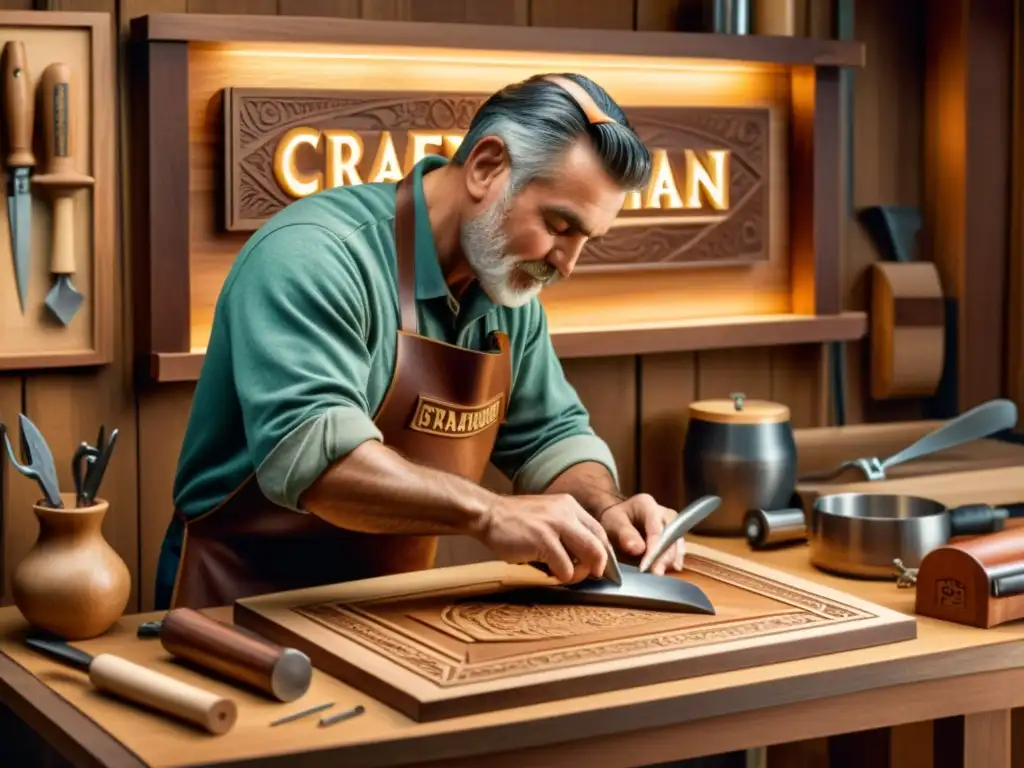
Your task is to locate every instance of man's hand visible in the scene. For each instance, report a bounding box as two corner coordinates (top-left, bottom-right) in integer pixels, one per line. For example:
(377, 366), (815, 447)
(475, 494), (613, 584)
(599, 493), (684, 575)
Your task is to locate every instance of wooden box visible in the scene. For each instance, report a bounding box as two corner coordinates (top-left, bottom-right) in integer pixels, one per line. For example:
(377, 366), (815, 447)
(0, 11), (115, 371)
(235, 543), (915, 722)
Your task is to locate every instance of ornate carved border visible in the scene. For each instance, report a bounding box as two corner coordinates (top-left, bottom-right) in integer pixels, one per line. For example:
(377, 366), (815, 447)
(294, 555), (873, 687)
(223, 87), (772, 272)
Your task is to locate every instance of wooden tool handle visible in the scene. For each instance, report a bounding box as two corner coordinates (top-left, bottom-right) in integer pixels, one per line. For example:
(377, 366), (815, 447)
(2, 41), (34, 169)
(39, 62), (74, 178)
(50, 195), (74, 276)
(88, 653), (238, 735)
(161, 607), (312, 702)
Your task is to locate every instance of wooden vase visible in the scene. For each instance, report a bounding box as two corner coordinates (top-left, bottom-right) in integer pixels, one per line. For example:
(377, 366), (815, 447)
(12, 493), (131, 640)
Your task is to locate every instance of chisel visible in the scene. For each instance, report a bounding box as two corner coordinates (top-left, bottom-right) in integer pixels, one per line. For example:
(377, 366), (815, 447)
(36, 61), (93, 325)
(3, 41), (35, 314)
(26, 636), (238, 734)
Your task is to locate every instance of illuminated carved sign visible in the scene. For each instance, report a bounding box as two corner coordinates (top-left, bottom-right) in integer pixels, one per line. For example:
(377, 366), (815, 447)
(223, 88), (770, 270)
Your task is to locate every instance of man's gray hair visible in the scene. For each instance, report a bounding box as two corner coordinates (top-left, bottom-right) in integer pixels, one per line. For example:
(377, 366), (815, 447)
(452, 73), (652, 194)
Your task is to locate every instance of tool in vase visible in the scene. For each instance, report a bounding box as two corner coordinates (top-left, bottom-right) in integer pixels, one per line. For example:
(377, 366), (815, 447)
(3, 41), (35, 314)
(35, 61), (94, 325)
(25, 636), (238, 734)
(2, 414), (62, 508)
(72, 425), (118, 506)
(798, 398), (1019, 483)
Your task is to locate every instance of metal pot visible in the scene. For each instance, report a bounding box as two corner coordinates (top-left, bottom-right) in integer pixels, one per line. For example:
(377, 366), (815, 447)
(809, 493), (1008, 579)
(682, 392), (797, 535)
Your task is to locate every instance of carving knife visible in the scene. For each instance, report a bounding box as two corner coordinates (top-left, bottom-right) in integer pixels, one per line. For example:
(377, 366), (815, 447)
(3, 41), (35, 314)
(25, 636), (238, 734)
(638, 495), (722, 573)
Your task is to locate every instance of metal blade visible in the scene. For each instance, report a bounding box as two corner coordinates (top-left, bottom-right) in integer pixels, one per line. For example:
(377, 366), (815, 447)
(639, 495), (722, 573)
(44, 276), (83, 326)
(518, 564), (716, 615)
(25, 637), (94, 671)
(9, 168), (30, 314)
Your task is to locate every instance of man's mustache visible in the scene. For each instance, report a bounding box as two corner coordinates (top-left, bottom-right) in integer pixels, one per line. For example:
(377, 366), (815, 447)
(517, 259), (558, 282)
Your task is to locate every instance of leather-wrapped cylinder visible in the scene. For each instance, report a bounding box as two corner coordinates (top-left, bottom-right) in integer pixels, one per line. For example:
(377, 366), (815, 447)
(159, 607), (312, 701)
(870, 261), (945, 400)
(683, 393), (796, 535)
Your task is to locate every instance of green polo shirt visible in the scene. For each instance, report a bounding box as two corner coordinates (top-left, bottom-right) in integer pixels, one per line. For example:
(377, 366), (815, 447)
(155, 155), (617, 605)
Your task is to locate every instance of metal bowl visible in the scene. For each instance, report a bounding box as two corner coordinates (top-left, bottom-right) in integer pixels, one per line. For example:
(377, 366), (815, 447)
(809, 493), (952, 579)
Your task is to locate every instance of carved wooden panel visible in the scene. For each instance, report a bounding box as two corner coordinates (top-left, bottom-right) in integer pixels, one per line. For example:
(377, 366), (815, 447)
(235, 544), (915, 722)
(223, 88), (771, 272)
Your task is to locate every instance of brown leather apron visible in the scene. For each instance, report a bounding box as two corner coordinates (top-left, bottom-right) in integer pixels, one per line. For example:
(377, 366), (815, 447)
(169, 176), (512, 610)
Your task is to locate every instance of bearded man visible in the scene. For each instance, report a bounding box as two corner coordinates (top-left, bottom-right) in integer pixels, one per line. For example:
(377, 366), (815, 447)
(155, 73), (688, 611)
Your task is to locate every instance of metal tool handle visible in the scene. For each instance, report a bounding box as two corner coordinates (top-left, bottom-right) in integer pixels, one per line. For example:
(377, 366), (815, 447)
(2, 42), (34, 169)
(947, 504), (1009, 537)
(879, 399), (1018, 473)
(638, 495), (721, 573)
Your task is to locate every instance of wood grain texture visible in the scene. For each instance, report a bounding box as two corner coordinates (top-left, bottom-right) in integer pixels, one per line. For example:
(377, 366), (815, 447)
(137, 384), (195, 612)
(0, 11), (117, 371)
(1008, 0), (1024, 428)
(924, 0), (1014, 413)
(844, 0), (926, 425)
(234, 545), (915, 723)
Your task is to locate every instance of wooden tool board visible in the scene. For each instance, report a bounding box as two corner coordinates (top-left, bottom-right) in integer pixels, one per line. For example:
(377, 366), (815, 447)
(235, 544), (915, 722)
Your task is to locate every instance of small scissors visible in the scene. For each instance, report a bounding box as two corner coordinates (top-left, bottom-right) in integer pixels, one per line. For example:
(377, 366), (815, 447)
(73, 425), (118, 507)
(3, 414), (63, 508)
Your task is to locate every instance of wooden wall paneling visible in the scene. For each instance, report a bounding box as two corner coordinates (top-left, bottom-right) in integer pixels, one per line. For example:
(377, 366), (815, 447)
(529, 0), (634, 29)
(360, 1), (528, 26)
(136, 383), (194, 611)
(638, 353), (695, 509)
(1010, 0), (1024, 427)
(842, 0), (926, 425)
(924, 0), (1014, 413)
(187, 0), (275, 14)
(277, 0), (358, 16)
(770, 344), (828, 428)
(0, 378), (25, 604)
(11, 2), (141, 614)
(634, 0), (681, 30)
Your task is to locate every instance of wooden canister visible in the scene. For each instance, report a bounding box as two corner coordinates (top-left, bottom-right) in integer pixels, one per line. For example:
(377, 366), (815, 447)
(160, 607), (312, 702)
(753, 0), (797, 35)
(869, 262), (946, 400)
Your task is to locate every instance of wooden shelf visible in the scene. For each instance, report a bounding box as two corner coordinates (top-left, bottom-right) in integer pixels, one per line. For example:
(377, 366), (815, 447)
(132, 13), (865, 68)
(148, 312), (866, 383)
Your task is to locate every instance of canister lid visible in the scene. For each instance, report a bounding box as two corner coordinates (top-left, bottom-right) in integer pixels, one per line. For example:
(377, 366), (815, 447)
(688, 392), (790, 425)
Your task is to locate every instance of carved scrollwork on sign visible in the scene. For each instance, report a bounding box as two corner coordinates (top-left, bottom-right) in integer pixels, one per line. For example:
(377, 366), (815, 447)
(223, 88), (772, 271)
(293, 555), (874, 687)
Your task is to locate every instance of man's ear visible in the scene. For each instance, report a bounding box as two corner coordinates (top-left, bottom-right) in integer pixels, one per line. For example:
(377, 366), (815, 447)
(462, 136), (510, 203)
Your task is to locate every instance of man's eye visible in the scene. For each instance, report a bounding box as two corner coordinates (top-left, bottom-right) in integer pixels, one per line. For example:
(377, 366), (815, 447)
(546, 221), (569, 235)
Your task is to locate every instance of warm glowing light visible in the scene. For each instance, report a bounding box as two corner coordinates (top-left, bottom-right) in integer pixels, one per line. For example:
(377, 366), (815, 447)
(272, 127), (733, 216)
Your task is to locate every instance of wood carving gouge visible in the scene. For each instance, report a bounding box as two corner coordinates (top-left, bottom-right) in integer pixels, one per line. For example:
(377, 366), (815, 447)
(3, 41), (35, 314)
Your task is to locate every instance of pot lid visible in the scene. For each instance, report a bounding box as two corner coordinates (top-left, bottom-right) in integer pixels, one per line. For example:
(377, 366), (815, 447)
(688, 392), (790, 425)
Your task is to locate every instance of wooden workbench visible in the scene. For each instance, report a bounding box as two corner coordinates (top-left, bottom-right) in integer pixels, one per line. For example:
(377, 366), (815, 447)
(1, 535), (1023, 768)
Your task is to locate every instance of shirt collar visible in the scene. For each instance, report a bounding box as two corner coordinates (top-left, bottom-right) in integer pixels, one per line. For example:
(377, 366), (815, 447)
(408, 154), (452, 301)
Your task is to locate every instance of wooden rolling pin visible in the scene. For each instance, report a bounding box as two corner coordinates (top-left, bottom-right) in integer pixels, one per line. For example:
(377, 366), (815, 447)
(26, 637), (237, 734)
(159, 607), (313, 702)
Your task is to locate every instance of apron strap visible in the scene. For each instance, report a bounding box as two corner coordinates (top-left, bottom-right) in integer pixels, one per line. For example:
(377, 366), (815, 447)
(395, 175), (418, 334)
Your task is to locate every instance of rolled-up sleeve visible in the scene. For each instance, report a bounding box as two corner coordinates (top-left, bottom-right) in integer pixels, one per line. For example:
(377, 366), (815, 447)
(490, 301), (619, 494)
(224, 223), (383, 510)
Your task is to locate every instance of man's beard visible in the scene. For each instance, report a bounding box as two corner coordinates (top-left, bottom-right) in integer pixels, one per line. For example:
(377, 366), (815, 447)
(460, 187), (559, 308)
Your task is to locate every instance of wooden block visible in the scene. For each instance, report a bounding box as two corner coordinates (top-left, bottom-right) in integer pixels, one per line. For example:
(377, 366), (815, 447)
(235, 543), (915, 723)
(870, 262), (945, 400)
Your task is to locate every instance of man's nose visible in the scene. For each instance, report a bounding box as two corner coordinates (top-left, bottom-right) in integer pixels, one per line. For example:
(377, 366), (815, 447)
(550, 238), (586, 277)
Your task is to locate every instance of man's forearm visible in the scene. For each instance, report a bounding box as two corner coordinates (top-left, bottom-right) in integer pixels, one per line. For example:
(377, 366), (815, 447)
(544, 461), (624, 518)
(298, 440), (498, 536)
